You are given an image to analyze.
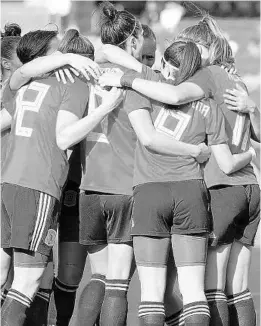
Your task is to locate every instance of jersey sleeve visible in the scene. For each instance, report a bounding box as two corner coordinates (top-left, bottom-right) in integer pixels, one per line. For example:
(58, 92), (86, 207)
(1, 78), (18, 116)
(187, 67), (216, 99)
(124, 89), (152, 115)
(59, 79), (89, 119)
(206, 100), (228, 146)
(140, 65), (164, 82)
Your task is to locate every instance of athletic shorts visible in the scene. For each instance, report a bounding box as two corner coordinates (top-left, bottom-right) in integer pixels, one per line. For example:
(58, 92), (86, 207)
(59, 180), (80, 242)
(209, 184), (260, 247)
(79, 191), (133, 246)
(131, 180), (210, 237)
(1, 183), (59, 257)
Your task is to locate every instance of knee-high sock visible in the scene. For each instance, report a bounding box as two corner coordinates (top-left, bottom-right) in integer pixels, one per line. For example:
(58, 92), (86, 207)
(183, 301), (210, 326)
(138, 301), (165, 326)
(100, 279), (130, 326)
(53, 278), (78, 326)
(24, 288), (51, 326)
(227, 289), (256, 326)
(1, 288), (32, 326)
(75, 274), (105, 326)
(205, 289), (229, 326)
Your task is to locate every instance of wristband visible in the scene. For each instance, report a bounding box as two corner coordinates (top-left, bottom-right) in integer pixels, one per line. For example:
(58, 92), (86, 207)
(120, 70), (141, 88)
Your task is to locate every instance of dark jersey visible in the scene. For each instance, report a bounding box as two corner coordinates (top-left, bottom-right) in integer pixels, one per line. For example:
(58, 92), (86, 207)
(2, 76), (89, 199)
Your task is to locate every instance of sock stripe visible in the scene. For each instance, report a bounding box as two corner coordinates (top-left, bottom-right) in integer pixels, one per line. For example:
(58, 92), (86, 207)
(55, 279), (78, 293)
(91, 278), (106, 284)
(7, 290), (32, 307)
(36, 292), (50, 302)
(138, 302), (165, 317)
(206, 291), (227, 302)
(227, 292), (252, 305)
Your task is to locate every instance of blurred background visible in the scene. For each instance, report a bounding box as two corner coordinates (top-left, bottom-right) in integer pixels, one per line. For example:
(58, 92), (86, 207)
(1, 1), (260, 325)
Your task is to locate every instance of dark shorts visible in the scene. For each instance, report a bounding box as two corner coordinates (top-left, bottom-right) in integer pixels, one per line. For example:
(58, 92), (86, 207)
(1, 183), (59, 257)
(79, 191), (133, 246)
(209, 184), (260, 247)
(59, 180), (80, 243)
(131, 180), (210, 237)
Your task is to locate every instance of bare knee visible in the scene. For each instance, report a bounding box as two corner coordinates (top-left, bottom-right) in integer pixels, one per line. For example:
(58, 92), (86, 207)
(107, 243), (133, 279)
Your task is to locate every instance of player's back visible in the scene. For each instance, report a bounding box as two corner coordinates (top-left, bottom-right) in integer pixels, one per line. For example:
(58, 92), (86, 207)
(81, 62), (150, 195)
(201, 66), (257, 187)
(2, 76), (88, 199)
(133, 97), (227, 186)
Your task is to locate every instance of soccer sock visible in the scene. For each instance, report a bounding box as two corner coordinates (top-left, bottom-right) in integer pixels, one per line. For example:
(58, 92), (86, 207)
(100, 279), (130, 326)
(183, 301), (210, 326)
(227, 289), (256, 326)
(75, 274), (105, 325)
(205, 289), (229, 326)
(53, 278), (78, 326)
(24, 288), (51, 326)
(1, 288), (32, 326)
(165, 309), (183, 326)
(1, 289), (8, 306)
(138, 301), (165, 326)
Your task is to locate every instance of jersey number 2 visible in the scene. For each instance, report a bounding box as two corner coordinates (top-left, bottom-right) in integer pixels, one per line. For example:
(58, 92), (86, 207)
(15, 82), (50, 137)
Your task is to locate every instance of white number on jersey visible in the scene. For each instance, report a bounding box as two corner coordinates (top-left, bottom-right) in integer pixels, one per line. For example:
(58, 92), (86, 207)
(154, 108), (191, 140)
(15, 82), (50, 137)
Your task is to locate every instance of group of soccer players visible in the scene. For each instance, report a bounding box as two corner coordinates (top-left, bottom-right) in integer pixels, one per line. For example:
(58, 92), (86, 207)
(1, 1), (260, 326)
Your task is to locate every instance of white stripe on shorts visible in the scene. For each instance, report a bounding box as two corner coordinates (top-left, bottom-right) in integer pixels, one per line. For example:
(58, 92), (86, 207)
(30, 193), (52, 251)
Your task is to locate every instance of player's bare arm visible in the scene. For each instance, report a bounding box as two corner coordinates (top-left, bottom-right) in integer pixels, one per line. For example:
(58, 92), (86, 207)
(0, 108), (12, 132)
(211, 143), (255, 175)
(9, 52), (101, 91)
(56, 87), (124, 150)
(128, 108), (210, 162)
(224, 84), (260, 142)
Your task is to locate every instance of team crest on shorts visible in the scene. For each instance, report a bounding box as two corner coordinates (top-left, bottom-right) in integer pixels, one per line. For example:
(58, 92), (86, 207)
(63, 190), (77, 207)
(44, 229), (56, 247)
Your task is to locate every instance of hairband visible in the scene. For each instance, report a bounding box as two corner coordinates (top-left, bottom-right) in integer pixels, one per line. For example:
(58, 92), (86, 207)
(117, 19), (137, 46)
(162, 55), (179, 71)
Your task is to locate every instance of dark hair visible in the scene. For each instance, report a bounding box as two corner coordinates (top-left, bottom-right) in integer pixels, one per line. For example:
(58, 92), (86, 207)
(141, 24), (156, 41)
(16, 30), (58, 64)
(58, 29), (94, 60)
(100, 1), (142, 49)
(1, 23), (21, 60)
(163, 41), (201, 85)
(177, 15), (235, 68)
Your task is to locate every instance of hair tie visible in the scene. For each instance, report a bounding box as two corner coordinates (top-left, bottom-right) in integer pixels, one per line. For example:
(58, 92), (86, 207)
(117, 19), (137, 46)
(162, 55), (179, 70)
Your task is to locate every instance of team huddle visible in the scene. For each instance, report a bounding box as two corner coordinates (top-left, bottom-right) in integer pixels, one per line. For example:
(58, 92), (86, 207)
(0, 2), (260, 326)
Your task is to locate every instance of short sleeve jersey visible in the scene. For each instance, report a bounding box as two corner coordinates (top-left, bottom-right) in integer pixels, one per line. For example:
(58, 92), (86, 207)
(1, 80), (11, 173)
(188, 66), (257, 187)
(1, 76), (89, 200)
(80, 62), (152, 195)
(125, 67), (228, 186)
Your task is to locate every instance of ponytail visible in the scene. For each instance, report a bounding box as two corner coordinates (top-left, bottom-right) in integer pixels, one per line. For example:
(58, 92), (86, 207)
(58, 29), (94, 60)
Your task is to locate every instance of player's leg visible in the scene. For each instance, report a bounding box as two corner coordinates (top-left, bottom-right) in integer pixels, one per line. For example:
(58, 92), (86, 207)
(100, 195), (134, 326)
(75, 192), (108, 326)
(171, 180), (210, 326)
(132, 183), (174, 326)
(1, 185), (59, 326)
(24, 259), (54, 326)
(164, 250), (183, 326)
(1, 249), (13, 305)
(226, 184), (260, 326)
(53, 182), (88, 326)
(205, 185), (251, 326)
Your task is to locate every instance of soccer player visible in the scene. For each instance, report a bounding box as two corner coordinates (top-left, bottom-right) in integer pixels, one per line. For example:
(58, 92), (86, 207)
(0, 29), (122, 326)
(99, 38), (256, 326)
(56, 4), (210, 326)
(98, 15), (260, 326)
(1, 22), (22, 306)
(141, 24), (157, 68)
